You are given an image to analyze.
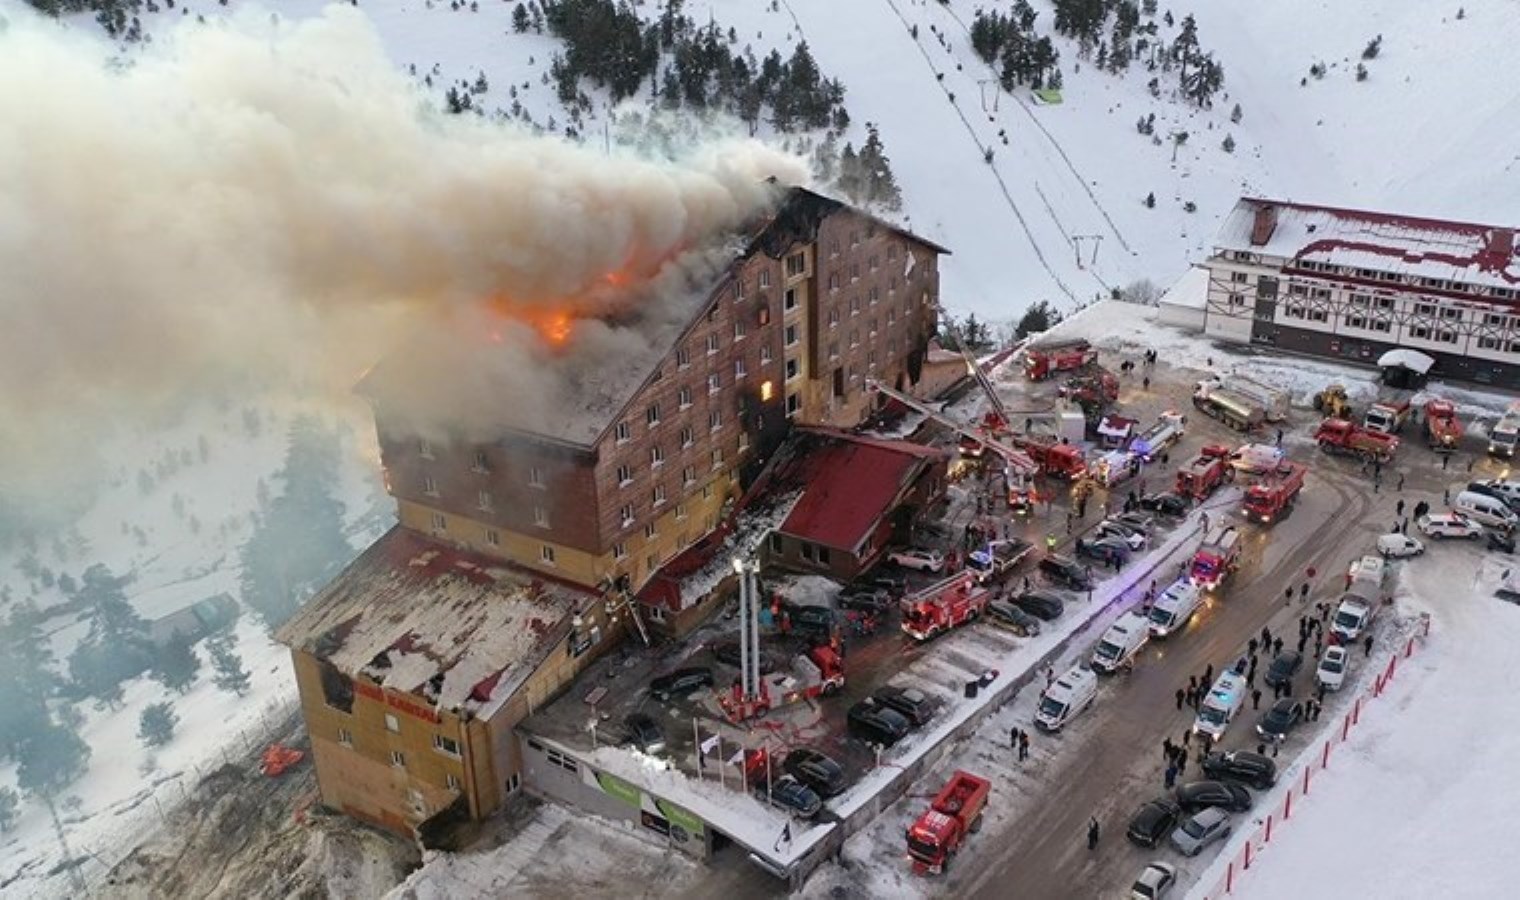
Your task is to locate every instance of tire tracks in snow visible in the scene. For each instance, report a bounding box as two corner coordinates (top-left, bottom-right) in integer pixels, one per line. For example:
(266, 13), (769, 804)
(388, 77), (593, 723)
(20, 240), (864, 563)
(874, 0), (1079, 303)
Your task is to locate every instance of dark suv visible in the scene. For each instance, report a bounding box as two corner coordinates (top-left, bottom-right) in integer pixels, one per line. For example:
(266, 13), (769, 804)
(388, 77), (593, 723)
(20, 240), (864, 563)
(872, 685), (935, 727)
(846, 698), (911, 746)
(1201, 751), (1277, 790)
(782, 747), (848, 797)
(1013, 590), (1066, 621)
(1039, 555), (1094, 590)
(1126, 799), (1182, 848)
(786, 604), (837, 639)
(1074, 536), (1129, 567)
(649, 667), (714, 702)
(837, 587), (894, 613)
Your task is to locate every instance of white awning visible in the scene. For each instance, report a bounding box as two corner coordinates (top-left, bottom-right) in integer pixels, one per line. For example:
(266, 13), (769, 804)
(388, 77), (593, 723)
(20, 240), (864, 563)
(1377, 348), (1435, 375)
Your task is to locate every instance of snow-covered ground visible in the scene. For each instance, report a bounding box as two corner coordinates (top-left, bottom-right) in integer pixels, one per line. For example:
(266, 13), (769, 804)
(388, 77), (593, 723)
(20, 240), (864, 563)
(0, 397), (391, 898)
(1222, 547), (1518, 900)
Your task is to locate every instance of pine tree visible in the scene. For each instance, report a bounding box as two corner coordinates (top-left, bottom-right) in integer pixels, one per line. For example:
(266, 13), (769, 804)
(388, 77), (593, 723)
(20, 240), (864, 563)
(0, 602), (59, 761)
(1362, 35), (1382, 60)
(68, 564), (153, 705)
(151, 632), (201, 695)
(1144, 191), (1157, 208)
(0, 787), (17, 833)
(857, 124), (903, 211)
(15, 719), (90, 798)
(512, 2), (530, 32)
(1230, 102), (1243, 124)
(210, 635), (251, 697)
(1222, 133), (1236, 153)
(836, 142), (864, 203)
(1015, 300), (1063, 338)
(138, 702), (178, 748)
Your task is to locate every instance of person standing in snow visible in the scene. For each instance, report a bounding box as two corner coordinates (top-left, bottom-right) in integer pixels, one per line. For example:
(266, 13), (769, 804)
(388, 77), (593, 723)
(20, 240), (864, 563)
(1175, 688), (1185, 710)
(1252, 688), (1262, 710)
(1364, 634), (1374, 657)
(1087, 818), (1100, 850)
(1018, 730), (1030, 761)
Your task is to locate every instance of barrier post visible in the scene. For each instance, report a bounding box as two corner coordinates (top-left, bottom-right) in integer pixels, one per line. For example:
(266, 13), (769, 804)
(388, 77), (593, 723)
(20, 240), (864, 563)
(1353, 696), (1362, 726)
(1226, 861), (1234, 893)
(1244, 838), (1253, 870)
(1321, 739), (1331, 769)
(1284, 788), (1293, 820)
(1374, 673), (1384, 697)
(1265, 813), (1273, 843)
(1306, 762), (1315, 794)
(1405, 637), (1415, 658)
(1342, 714), (1352, 740)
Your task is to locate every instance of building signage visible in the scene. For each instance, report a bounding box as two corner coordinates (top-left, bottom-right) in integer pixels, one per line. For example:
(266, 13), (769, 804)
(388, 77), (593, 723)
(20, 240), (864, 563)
(595, 772), (642, 808)
(354, 680), (441, 724)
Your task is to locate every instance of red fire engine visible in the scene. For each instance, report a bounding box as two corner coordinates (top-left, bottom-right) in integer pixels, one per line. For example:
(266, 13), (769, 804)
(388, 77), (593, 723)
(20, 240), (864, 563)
(906, 770), (991, 875)
(901, 573), (991, 641)
(719, 646), (844, 723)
(1314, 419), (1399, 462)
(1190, 525), (1242, 591)
(1024, 339), (1097, 381)
(1174, 444), (1234, 500)
(1242, 461), (1306, 524)
(1424, 399), (1463, 451)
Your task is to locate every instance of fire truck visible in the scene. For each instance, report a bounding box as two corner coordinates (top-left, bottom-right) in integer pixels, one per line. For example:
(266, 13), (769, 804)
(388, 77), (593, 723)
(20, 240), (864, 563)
(1243, 461), (1307, 524)
(901, 573), (991, 641)
(1130, 411), (1186, 461)
(1424, 399), (1463, 451)
(1024, 338), (1096, 381)
(1314, 418), (1399, 462)
(905, 770), (990, 875)
(1363, 399), (1412, 435)
(1059, 368), (1119, 407)
(719, 645), (845, 723)
(1006, 433), (1087, 481)
(1174, 444), (1234, 500)
(1191, 525), (1242, 591)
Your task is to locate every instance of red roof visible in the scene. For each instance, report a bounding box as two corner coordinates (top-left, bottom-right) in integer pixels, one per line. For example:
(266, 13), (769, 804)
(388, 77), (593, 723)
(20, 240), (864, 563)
(778, 431), (946, 552)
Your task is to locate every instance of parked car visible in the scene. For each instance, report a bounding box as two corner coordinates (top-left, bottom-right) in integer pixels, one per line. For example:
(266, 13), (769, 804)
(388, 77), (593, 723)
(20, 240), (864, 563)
(1263, 651), (1303, 689)
(1113, 511), (1156, 533)
(782, 748), (847, 798)
(649, 667), (714, 702)
(873, 685), (935, 727)
(757, 775), (822, 819)
(987, 600), (1042, 636)
(1013, 590), (1066, 621)
(1126, 799), (1182, 848)
(856, 572), (908, 595)
(1316, 645), (1349, 691)
(1201, 750), (1278, 790)
(1075, 536), (1131, 566)
(1139, 492), (1190, 518)
(1489, 529), (1516, 554)
(1097, 520), (1150, 550)
(623, 713), (666, 754)
(1039, 555), (1094, 590)
(847, 699), (912, 746)
(1169, 807), (1232, 857)
(1418, 513), (1483, 540)
(1130, 861), (1177, 900)
(1174, 780), (1252, 814)
(838, 586), (894, 613)
(786, 604), (837, 638)
(712, 641), (777, 673)
(887, 548), (946, 573)
(1256, 698), (1304, 742)
(1376, 533), (1425, 558)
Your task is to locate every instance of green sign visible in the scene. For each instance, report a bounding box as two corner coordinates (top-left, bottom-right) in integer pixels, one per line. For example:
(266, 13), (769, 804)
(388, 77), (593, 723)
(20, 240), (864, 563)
(596, 772), (641, 808)
(655, 798), (705, 838)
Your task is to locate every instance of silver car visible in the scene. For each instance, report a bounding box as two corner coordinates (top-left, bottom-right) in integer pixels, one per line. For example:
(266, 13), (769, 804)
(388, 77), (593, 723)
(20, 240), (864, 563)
(1130, 861), (1177, 899)
(1169, 806), (1232, 857)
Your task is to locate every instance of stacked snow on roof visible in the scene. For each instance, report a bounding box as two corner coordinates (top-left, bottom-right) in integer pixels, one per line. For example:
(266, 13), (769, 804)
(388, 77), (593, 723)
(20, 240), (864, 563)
(277, 526), (588, 716)
(1158, 265), (1211, 310)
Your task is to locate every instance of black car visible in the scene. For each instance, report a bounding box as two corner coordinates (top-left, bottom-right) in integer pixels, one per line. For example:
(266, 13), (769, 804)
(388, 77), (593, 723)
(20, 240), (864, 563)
(1112, 511), (1156, 534)
(1038, 555), (1093, 590)
(787, 604), (837, 639)
(649, 667), (714, 702)
(873, 685), (935, 727)
(712, 641), (777, 673)
(846, 698), (912, 746)
(757, 775), (822, 819)
(623, 713), (666, 754)
(1201, 751), (1278, 790)
(1263, 651), (1303, 688)
(1013, 590), (1066, 621)
(1174, 780), (1253, 814)
(782, 747), (848, 798)
(1139, 492), (1190, 518)
(987, 600), (1042, 636)
(1256, 698), (1303, 742)
(1489, 529), (1516, 554)
(1126, 799), (1182, 848)
(1074, 536), (1129, 566)
(838, 587), (894, 613)
(856, 572), (908, 595)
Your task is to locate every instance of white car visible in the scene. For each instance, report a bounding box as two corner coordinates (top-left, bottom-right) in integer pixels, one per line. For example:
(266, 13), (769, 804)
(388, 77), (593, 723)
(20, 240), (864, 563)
(1316, 645), (1348, 691)
(1376, 533), (1425, 558)
(1130, 861), (1177, 899)
(887, 548), (946, 573)
(1097, 520), (1149, 551)
(1417, 513), (1483, 540)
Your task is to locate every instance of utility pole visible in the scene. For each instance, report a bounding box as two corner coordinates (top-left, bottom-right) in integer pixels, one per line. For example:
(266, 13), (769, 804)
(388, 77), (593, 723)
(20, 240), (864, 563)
(1071, 235), (1104, 270)
(977, 78), (1000, 114)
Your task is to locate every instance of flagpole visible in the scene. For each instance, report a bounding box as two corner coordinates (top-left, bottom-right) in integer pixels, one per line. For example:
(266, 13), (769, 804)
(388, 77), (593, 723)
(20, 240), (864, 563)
(693, 718), (702, 780)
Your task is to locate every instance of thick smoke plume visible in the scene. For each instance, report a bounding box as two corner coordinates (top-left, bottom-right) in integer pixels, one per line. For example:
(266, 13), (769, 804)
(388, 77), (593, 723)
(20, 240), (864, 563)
(0, 5), (806, 508)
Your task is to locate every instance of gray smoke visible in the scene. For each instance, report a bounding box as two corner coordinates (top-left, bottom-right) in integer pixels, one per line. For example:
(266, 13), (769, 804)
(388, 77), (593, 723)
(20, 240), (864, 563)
(0, 5), (806, 508)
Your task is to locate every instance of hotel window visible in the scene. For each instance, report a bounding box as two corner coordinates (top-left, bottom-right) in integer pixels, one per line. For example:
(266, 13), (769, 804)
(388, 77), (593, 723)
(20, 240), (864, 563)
(828, 308), (840, 327)
(850, 296), (861, 315)
(1437, 330), (1457, 344)
(888, 308), (897, 325)
(786, 358), (800, 380)
(1231, 271), (1249, 283)
(472, 450), (489, 473)
(785, 324), (799, 347)
(706, 333), (720, 354)
(786, 252), (805, 277)
(850, 329), (860, 348)
(784, 288), (799, 311)
(1410, 326), (1431, 339)
(616, 464), (632, 486)
(390, 751), (406, 768)
(646, 404), (661, 427)
(1289, 284), (1307, 296)
(653, 484), (667, 506)
(477, 490), (494, 512)
(615, 421), (631, 443)
(1311, 288), (1331, 300)
(682, 465), (696, 486)
(677, 346), (691, 368)
(709, 410), (722, 431)
(528, 466), (545, 488)
(678, 387), (692, 409)
(733, 278), (746, 299)
(434, 734), (461, 757)
(828, 341), (840, 360)
(869, 318), (878, 336)
(889, 276), (899, 293)
(1480, 336), (1501, 350)
(1228, 293), (1245, 308)
(869, 255), (879, 271)
(828, 273), (840, 292)
(711, 448), (724, 469)
(850, 262), (860, 281)
(850, 230), (860, 247)
(786, 393), (801, 417)
(620, 504), (635, 527)
(540, 545), (556, 565)
(651, 445), (665, 467)
(422, 475), (439, 497)
(869, 286), (880, 305)
(533, 505), (549, 528)
(644, 522), (657, 539)
(680, 426), (694, 448)
(701, 484), (713, 500)
(430, 512), (447, 532)
(1308, 309), (1328, 323)
(1416, 302), (1436, 316)
(734, 358), (748, 379)
(613, 542), (627, 560)
(829, 239), (841, 257)
(757, 305), (771, 326)
(418, 439), (434, 460)
(1441, 308), (1462, 321)
(486, 529), (500, 546)
(385, 713), (400, 733)
(446, 774), (461, 791)
(738, 432), (750, 452)
(733, 319), (747, 340)
(1377, 297), (1394, 310)
(759, 270), (772, 288)
(708, 373), (721, 394)
(337, 728), (353, 747)
(760, 344), (774, 364)
(676, 502), (688, 520)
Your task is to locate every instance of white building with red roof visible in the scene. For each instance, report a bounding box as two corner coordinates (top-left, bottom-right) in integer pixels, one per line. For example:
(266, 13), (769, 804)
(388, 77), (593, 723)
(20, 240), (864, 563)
(1202, 198), (1520, 387)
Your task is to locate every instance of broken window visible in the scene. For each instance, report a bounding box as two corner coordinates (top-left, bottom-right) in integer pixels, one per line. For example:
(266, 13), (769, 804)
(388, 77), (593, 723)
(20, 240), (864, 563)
(318, 660), (354, 714)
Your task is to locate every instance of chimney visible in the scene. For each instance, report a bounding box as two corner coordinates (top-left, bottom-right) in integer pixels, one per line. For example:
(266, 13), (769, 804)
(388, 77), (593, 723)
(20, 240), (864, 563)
(1487, 228), (1515, 259)
(1250, 203), (1279, 247)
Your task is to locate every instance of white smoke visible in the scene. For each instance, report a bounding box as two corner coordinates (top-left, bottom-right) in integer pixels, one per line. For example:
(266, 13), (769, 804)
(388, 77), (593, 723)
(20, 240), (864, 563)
(0, 4), (807, 508)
